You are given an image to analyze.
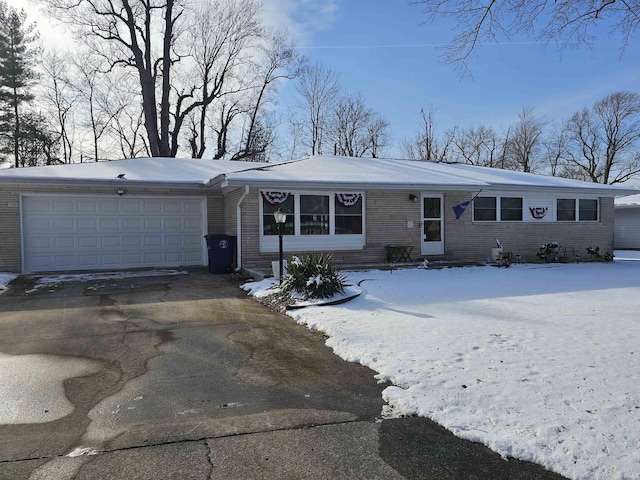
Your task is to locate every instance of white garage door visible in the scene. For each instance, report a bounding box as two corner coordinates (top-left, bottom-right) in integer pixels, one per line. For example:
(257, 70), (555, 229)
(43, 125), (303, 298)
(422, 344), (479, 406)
(22, 195), (207, 273)
(615, 208), (640, 249)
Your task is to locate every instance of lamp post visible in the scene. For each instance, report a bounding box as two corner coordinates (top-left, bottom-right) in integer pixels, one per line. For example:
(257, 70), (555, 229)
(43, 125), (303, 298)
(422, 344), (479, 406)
(274, 208), (287, 284)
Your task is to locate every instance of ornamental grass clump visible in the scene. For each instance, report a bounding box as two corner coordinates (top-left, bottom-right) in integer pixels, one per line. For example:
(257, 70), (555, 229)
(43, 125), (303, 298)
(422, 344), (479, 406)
(280, 253), (348, 300)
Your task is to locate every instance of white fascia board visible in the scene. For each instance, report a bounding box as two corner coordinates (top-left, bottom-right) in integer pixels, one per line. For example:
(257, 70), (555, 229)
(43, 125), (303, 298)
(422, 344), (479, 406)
(221, 179), (487, 192)
(0, 177), (209, 190)
(483, 184), (640, 197)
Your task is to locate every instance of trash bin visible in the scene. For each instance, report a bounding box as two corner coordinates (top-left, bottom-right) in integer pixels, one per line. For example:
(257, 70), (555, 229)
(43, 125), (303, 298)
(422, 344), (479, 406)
(204, 234), (236, 273)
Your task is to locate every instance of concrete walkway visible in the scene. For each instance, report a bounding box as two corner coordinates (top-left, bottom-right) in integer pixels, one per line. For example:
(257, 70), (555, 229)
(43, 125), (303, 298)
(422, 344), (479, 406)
(0, 270), (565, 479)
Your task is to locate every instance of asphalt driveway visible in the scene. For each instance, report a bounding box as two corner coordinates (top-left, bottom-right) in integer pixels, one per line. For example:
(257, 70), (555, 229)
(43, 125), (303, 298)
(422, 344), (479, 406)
(0, 270), (565, 479)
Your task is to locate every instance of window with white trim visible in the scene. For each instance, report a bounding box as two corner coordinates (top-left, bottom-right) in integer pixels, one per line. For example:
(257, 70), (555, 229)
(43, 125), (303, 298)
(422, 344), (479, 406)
(259, 191), (365, 253)
(473, 196), (524, 222)
(473, 197), (497, 221)
(335, 194), (363, 234)
(500, 197), (523, 221)
(300, 195), (329, 235)
(556, 198), (599, 221)
(262, 192), (295, 235)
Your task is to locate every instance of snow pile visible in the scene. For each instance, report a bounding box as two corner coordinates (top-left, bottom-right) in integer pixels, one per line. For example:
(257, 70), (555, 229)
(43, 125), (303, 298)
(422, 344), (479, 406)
(244, 262), (640, 480)
(0, 273), (17, 290)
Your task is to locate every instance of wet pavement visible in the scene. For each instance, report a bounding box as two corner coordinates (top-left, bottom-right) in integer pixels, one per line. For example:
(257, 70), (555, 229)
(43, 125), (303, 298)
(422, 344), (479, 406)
(0, 270), (566, 479)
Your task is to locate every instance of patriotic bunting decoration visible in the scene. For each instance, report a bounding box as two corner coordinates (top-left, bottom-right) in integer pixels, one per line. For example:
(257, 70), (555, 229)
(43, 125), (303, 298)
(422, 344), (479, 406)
(336, 193), (362, 207)
(261, 191), (290, 206)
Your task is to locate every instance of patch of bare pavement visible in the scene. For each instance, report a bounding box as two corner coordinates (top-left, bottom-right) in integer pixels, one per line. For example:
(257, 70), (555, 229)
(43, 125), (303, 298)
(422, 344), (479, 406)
(0, 270), (566, 479)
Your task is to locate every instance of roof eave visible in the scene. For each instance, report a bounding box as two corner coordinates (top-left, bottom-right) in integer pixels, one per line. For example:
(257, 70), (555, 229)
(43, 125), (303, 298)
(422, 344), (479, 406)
(0, 177), (209, 190)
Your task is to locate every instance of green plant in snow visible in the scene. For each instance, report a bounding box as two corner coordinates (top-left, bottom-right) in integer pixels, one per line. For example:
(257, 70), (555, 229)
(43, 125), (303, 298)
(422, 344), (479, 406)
(280, 253), (347, 300)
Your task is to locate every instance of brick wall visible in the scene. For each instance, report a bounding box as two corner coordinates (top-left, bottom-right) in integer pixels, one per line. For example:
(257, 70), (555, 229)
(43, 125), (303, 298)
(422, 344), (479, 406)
(233, 189), (615, 271)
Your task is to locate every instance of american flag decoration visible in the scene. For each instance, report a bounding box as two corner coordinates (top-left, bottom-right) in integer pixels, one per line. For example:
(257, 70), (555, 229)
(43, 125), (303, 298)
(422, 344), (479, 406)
(261, 191), (290, 206)
(336, 193), (362, 207)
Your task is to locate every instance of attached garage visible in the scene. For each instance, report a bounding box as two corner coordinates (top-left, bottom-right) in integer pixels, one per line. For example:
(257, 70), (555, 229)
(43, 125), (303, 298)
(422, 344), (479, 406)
(21, 195), (207, 273)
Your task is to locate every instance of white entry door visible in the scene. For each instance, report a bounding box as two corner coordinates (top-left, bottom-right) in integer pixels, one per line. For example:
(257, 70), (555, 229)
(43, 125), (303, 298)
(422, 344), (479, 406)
(21, 195), (207, 273)
(421, 194), (444, 255)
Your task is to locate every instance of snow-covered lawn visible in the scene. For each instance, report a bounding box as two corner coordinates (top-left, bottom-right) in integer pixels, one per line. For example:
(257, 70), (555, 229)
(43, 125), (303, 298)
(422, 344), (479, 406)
(243, 259), (640, 480)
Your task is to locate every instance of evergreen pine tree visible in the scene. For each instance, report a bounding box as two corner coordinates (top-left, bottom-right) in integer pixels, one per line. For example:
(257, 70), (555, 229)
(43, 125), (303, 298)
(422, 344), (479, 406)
(0, 1), (39, 167)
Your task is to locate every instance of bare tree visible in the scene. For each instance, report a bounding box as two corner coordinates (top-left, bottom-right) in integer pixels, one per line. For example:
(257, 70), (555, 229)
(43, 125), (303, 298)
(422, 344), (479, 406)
(232, 30), (304, 161)
(450, 124), (500, 166)
(39, 0), (187, 157)
(73, 56), (119, 162)
(41, 49), (77, 163)
(294, 62), (341, 155)
(401, 107), (455, 162)
(412, 0), (640, 72)
(504, 106), (545, 172)
(561, 91), (640, 184)
(366, 115), (390, 158)
(173, 0), (262, 158)
(330, 92), (390, 157)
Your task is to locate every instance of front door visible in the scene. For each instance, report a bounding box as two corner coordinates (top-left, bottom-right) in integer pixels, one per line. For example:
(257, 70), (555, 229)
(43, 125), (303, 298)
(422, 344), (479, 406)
(421, 194), (444, 255)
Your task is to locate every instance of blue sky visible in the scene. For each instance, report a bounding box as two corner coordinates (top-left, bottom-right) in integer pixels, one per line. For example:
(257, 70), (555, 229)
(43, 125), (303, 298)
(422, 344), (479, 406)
(11, 0), (640, 158)
(273, 0), (640, 156)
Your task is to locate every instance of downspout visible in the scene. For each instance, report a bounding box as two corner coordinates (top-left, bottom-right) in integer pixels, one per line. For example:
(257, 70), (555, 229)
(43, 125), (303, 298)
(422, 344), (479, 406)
(235, 185), (250, 271)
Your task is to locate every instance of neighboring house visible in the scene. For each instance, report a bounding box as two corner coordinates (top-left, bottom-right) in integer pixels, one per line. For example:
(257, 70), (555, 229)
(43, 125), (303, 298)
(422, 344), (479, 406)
(615, 194), (640, 250)
(0, 155), (636, 274)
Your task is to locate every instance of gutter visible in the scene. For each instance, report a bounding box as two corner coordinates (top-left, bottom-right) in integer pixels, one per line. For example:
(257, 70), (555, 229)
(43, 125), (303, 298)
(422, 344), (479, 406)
(235, 185), (250, 271)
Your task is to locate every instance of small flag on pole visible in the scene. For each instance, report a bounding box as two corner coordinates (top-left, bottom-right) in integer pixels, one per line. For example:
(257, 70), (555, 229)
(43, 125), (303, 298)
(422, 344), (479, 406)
(452, 200), (471, 220)
(451, 189), (483, 220)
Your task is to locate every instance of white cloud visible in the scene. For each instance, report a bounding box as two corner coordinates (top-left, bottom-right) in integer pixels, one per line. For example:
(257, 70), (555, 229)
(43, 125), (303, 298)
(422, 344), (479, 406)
(261, 0), (342, 46)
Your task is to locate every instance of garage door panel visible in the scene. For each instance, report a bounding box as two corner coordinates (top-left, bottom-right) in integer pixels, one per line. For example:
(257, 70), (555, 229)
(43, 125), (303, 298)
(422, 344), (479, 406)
(28, 199), (51, 213)
(100, 200), (120, 213)
(123, 200), (141, 213)
(54, 255), (76, 267)
(29, 236), (52, 249)
(165, 218), (182, 229)
(78, 256), (99, 266)
(185, 251), (203, 262)
(54, 199), (74, 212)
(77, 200), (97, 212)
(145, 253), (163, 263)
(78, 218), (98, 230)
(22, 195), (207, 273)
(123, 218), (141, 229)
(185, 235), (201, 246)
(78, 237), (99, 248)
(101, 237), (121, 247)
(124, 253), (143, 264)
(123, 236), (142, 247)
(101, 218), (119, 229)
(101, 254), (122, 265)
(54, 237), (75, 249)
(27, 218), (51, 231)
(145, 236), (162, 247)
(54, 218), (74, 231)
(143, 200), (162, 213)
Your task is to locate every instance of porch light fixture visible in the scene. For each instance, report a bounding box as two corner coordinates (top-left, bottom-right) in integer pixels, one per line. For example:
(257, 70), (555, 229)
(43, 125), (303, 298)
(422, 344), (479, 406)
(409, 194), (418, 203)
(274, 208), (287, 284)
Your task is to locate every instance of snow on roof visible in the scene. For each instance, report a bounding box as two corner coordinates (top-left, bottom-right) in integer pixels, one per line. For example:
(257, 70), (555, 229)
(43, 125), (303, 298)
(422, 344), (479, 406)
(0, 157), (269, 186)
(615, 194), (640, 207)
(224, 155), (639, 194)
(1, 156), (637, 196)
